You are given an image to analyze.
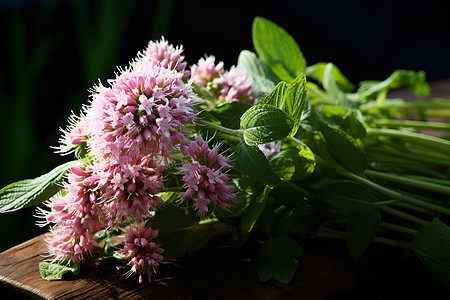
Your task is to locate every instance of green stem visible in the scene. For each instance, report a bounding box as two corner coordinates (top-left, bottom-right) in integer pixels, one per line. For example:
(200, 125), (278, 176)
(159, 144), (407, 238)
(373, 119), (450, 131)
(197, 120), (242, 143)
(315, 228), (411, 249)
(361, 99), (450, 113)
(366, 128), (450, 154)
(379, 222), (418, 236)
(368, 160), (446, 179)
(289, 136), (308, 147)
(368, 147), (450, 168)
(407, 175), (450, 186)
(365, 169), (450, 196)
(338, 169), (450, 216)
(378, 206), (429, 226)
(393, 202), (436, 216)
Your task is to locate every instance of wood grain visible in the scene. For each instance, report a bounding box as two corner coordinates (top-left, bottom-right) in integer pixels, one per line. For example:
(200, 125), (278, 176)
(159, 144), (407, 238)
(0, 234), (360, 299)
(1, 233), (450, 299)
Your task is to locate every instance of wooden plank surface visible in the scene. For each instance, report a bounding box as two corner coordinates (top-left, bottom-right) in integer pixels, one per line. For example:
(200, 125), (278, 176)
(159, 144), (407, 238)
(1, 232), (450, 299)
(0, 234), (362, 299)
(1, 80), (450, 299)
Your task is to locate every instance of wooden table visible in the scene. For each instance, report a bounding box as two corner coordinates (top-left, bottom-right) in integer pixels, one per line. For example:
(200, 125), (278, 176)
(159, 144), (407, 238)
(1, 80), (450, 299)
(1, 233), (450, 299)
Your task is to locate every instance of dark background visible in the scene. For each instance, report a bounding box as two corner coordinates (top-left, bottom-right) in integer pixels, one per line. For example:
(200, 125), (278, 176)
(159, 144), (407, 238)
(1, 0), (449, 251)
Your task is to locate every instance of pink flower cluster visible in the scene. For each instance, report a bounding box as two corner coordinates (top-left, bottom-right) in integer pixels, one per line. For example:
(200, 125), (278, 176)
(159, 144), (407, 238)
(180, 136), (236, 217)
(120, 225), (164, 284)
(42, 166), (103, 263)
(42, 38), (238, 282)
(190, 55), (255, 104)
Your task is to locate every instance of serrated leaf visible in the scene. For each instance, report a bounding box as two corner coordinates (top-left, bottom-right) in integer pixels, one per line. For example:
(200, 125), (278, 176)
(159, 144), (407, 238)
(254, 234), (303, 283)
(413, 218), (450, 288)
(241, 185), (272, 233)
(319, 181), (381, 213)
(0, 160), (79, 213)
(235, 142), (281, 185)
(252, 17), (306, 82)
(346, 209), (381, 262)
(258, 74), (307, 136)
(285, 74), (308, 135)
(237, 50), (278, 95)
(240, 104), (294, 145)
(39, 261), (80, 281)
(305, 62), (354, 92)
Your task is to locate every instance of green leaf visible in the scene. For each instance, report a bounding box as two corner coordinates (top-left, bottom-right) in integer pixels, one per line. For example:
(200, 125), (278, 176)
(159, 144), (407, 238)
(319, 181), (381, 213)
(346, 209), (381, 262)
(146, 204), (198, 234)
(258, 74), (308, 136)
(318, 121), (366, 173)
(413, 218), (450, 288)
(252, 17), (306, 82)
(192, 83), (215, 103)
(254, 233), (303, 283)
(323, 63), (355, 108)
(258, 81), (288, 105)
(305, 62), (354, 92)
(270, 181), (305, 207)
(288, 204), (324, 239)
(0, 160), (79, 213)
(156, 223), (213, 260)
(39, 261), (80, 281)
(286, 74), (308, 135)
(237, 50), (279, 95)
(240, 104), (294, 145)
(357, 69), (430, 99)
(210, 101), (251, 129)
(258, 205), (277, 234)
(214, 177), (264, 219)
(317, 105), (366, 139)
(235, 142), (281, 185)
(241, 185), (272, 233)
(270, 145), (315, 181)
(146, 204), (213, 260)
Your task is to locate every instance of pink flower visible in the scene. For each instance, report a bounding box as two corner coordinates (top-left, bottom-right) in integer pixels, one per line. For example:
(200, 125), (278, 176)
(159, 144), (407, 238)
(41, 166), (105, 263)
(258, 142), (281, 159)
(216, 67), (255, 104)
(190, 56), (255, 104)
(91, 155), (165, 226)
(54, 111), (90, 156)
(190, 56), (224, 86)
(180, 136), (235, 217)
(86, 65), (196, 163)
(135, 37), (189, 78)
(120, 224), (165, 284)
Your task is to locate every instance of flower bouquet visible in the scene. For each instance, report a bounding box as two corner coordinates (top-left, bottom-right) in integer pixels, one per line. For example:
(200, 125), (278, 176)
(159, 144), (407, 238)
(1, 17), (450, 287)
